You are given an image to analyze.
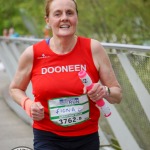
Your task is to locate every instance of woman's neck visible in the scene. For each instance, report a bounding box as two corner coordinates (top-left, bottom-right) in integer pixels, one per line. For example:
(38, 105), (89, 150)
(50, 35), (77, 54)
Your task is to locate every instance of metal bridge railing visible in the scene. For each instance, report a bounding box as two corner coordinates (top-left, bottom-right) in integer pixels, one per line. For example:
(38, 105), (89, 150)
(0, 36), (150, 150)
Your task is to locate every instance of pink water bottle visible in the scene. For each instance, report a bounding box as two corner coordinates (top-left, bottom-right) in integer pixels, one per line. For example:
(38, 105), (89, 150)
(78, 70), (111, 117)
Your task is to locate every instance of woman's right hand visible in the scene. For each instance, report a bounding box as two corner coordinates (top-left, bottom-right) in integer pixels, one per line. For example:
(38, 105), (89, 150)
(31, 102), (44, 121)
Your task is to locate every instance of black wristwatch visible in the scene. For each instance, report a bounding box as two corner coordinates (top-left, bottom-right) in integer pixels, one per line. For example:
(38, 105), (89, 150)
(105, 86), (111, 96)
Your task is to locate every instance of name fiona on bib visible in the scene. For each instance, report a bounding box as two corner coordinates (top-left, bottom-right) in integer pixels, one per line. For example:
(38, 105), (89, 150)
(42, 64), (86, 74)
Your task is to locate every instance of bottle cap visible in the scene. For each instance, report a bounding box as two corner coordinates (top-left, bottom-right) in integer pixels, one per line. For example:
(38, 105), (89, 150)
(78, 70), (86, 78)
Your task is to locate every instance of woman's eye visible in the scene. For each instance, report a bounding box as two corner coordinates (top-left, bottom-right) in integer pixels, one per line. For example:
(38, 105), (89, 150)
(55, 13), (60, 16)
(67, 12), (73, 15)
(54, 12), (61, 16)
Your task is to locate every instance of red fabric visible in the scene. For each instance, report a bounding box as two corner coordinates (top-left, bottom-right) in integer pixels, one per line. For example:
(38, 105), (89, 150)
(31, 36), (100, 136)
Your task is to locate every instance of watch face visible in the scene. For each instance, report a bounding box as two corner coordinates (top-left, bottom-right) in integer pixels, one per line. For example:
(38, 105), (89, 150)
(108, 87), (111, 96)
(105, 86), (110, 96)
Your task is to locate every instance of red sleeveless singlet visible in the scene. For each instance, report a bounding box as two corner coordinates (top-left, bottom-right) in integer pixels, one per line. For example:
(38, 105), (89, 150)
(31, 36), (100, 136)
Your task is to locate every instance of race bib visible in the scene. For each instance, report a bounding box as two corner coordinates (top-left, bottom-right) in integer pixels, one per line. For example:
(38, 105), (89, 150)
(48, 94), (89, 127)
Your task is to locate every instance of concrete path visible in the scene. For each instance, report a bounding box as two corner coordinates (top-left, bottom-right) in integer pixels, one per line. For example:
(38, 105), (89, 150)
(0, 69), (33, 150)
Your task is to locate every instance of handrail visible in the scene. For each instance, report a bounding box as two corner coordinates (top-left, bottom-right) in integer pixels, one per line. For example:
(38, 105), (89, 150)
(0, 36), (150, 52)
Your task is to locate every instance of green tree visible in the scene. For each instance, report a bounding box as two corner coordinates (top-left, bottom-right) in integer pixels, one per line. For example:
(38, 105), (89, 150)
(0, 0), (150, 44)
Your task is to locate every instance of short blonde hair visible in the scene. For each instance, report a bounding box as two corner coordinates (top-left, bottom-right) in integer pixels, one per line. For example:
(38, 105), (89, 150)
(45, 0), (78, 17)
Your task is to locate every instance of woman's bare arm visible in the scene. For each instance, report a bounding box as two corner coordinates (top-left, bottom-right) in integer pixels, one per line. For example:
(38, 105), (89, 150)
(89, 39), (122, 104)
(9, 46), (33, 105)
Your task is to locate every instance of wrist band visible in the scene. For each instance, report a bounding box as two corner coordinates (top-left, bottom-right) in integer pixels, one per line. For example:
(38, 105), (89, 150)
(21, 97), (29, 109)
(21, 97), (33, 117)
(105, 86), (111, 96)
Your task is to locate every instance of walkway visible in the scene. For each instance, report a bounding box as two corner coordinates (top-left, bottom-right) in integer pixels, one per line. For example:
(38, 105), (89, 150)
(0, 67), (33, 150)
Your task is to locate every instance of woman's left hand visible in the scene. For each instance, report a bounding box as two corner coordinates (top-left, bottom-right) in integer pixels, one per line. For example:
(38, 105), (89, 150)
(87, 83), (107, 102)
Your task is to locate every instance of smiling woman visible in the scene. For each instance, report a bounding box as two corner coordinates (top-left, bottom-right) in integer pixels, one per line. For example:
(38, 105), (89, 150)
(9, 0), (122, 150)
(45, 0), (78, 49)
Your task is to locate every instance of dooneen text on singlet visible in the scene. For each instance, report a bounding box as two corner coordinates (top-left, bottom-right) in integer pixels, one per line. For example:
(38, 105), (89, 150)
(41, 64), (86, 74)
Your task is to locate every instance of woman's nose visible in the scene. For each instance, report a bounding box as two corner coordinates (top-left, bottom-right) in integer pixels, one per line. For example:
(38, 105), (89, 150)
(61, 13), (68, 21)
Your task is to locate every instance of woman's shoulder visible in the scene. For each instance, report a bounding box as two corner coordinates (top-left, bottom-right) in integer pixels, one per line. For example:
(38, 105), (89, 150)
(19, 45), (34, 63)
(90, 38), (104, 53)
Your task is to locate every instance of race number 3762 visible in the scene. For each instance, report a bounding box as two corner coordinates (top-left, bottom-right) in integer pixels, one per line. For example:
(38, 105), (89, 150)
(59, 116), (82, 125)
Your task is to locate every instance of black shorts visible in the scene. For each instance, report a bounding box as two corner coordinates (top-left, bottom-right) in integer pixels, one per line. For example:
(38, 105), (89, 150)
(33, 128), (100, 150)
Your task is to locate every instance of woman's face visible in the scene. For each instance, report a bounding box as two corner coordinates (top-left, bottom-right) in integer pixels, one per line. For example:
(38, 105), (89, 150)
(46, 0), (78, 38)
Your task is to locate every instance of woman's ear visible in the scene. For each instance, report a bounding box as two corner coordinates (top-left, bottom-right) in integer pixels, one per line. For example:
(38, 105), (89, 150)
(44, 16), (49, 24)
(44, 16), (51, 30)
